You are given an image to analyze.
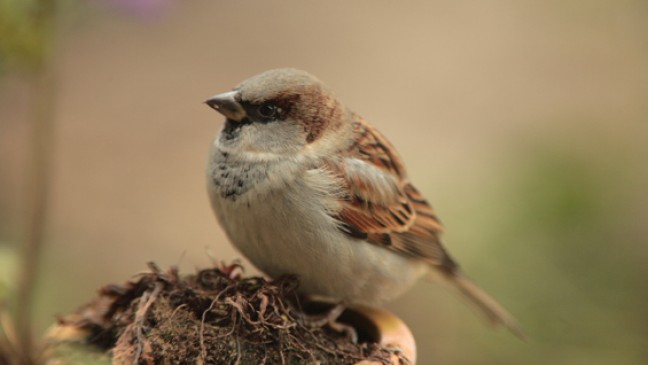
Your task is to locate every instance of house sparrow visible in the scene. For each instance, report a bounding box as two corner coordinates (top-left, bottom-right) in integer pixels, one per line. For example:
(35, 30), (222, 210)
(205, 68), (521, 336)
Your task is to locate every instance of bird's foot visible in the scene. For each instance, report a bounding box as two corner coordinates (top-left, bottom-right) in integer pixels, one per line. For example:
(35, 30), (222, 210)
(301, 302), (358, 343)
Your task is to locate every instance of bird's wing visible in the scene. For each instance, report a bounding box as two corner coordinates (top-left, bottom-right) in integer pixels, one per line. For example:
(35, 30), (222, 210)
(327, 116), (457, 272)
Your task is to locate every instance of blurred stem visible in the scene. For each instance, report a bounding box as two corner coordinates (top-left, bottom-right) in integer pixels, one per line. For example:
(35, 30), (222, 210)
(14, 0), (59, 363)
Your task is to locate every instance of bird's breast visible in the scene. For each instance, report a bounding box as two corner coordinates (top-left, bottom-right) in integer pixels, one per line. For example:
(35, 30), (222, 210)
(206, 147), (427, 304)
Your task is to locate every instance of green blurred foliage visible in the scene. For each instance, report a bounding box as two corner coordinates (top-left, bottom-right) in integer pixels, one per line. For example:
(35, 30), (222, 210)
(0, 0), (48, 72)
(481, 145), (648, 364)
(0, 245), (17, 301)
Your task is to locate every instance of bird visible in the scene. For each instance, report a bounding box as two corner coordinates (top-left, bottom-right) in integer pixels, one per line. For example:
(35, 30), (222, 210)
(204, 68), (522, 337)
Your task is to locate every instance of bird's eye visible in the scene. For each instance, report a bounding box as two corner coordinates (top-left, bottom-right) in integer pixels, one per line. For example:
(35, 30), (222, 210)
(257, 104), (277, 119)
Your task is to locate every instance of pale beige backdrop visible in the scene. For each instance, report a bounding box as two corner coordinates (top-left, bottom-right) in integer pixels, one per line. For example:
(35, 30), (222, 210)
(1, 1), (647, 364)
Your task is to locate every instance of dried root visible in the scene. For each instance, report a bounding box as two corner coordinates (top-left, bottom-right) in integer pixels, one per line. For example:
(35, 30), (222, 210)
(53, 263), (411, 365)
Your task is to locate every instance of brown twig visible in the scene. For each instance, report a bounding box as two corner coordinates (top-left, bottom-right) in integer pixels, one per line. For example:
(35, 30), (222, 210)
(132, 283), (162, 364)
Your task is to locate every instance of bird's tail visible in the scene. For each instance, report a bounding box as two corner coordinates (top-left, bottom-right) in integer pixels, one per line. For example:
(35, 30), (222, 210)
(443, 271), (525, 339)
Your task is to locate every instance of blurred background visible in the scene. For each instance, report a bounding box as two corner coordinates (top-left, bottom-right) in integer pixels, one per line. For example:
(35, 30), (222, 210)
(1, 0), (647, 364)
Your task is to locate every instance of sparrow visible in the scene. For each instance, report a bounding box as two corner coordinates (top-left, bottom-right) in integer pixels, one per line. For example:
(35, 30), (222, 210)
(204, 68), (522, 336)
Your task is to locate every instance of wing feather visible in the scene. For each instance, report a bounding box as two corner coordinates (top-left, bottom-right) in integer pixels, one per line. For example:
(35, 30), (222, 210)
(322, 116), (523, 335)
(328, 116), (456, 271)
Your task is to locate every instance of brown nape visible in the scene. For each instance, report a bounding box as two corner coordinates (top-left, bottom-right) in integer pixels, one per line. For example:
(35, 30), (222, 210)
(287, 85), (344, 144)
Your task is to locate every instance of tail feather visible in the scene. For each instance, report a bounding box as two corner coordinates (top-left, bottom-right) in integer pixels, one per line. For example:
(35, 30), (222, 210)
(446, 272), (525, 339)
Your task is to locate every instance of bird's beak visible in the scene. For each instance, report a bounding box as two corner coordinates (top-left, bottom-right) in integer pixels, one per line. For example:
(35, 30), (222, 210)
(204, 91), (246, 122)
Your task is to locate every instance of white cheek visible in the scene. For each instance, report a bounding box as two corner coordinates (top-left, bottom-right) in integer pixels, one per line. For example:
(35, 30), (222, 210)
(241, 122), (306, 154)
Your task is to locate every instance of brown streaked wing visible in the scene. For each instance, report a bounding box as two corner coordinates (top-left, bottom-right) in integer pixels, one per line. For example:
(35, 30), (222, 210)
(331, 117), (456, 270)
(346, 114), (406, 178)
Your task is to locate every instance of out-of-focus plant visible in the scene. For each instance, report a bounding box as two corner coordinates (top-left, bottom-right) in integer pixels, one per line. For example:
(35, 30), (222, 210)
(0, 246), (17, 301)
(0, 0), (56, 73)
(1, 1), (173, 362)
(0, 246), (19, 362)
(0, 0), (60, 363)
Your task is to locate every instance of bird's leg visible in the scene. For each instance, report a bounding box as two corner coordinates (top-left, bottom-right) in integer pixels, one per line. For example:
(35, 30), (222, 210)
(326, 311), (358, 343)
(301, 302), (358, 343)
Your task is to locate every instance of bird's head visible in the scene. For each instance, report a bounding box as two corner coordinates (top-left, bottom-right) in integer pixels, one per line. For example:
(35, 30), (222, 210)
(205, 68), (346, 155)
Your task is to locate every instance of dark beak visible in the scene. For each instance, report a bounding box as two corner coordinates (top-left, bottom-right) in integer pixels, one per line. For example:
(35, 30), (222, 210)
(204, 91), (246, 122)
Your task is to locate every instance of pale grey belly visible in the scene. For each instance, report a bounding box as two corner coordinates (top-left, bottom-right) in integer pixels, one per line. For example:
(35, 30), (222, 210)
(209, 182), (428, 304)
